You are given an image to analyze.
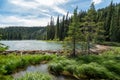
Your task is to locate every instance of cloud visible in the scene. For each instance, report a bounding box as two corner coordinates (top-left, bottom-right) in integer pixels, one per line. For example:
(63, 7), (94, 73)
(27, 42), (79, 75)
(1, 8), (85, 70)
(92, 0), (102, 4)
(10, 0), (39, 9)
(1, 0), (110, 27)
(0, 15), (50, 27)
(0, 0), (71, 27)
(9, 0), (68, 15)
(53, 6), (67, 15)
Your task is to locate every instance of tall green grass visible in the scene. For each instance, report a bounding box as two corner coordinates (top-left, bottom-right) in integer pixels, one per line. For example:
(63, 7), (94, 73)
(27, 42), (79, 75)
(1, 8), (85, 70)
(49, 47), (120, 79)
(16, 72), (52, 80)
(0, 47), (120, 79)
(0, 43), (8, 51)
(0, 75), (12, 80)
(0, 54), (57, 76)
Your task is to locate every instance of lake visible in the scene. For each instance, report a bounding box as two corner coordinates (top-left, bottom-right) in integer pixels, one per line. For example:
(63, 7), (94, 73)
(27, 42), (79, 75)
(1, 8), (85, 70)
(0, 40), (62, 51)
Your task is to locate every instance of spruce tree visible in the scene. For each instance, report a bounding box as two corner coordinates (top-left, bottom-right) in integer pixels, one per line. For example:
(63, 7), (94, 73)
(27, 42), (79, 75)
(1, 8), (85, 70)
(110, 3), (120, 42)
(81, 3), (105, 53)
(64, 12), (69, 37)
(59, 16), (65, 41)
(0, 34), (2, 40)
(104, 1), (114, 41)
(55, 16), (60, 40)
(68, 7), (79, 56)
(49, 16), (55, 40)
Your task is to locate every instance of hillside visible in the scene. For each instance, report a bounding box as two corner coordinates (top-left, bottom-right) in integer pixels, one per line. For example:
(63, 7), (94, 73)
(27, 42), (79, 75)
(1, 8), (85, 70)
(0, 27), (46, 40)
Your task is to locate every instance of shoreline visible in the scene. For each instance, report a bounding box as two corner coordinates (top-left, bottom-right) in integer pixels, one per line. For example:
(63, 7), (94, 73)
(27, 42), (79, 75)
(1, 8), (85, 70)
(0, 45), (110, 55)
(0, 50), (63, 55)
(90, 44), (110, 54)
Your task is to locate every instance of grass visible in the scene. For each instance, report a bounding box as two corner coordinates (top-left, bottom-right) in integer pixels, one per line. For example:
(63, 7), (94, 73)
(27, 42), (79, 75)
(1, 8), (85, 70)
(0, 43), (8, 51)
(0, 54), (57, 80)
(49, 47), (120, 79)
(0, 47), (120, 80)
(0, 47), (7, 51)
(0, 54), (57, 74)
(16, 72), (52, 80)
(0, 75), (13, 80)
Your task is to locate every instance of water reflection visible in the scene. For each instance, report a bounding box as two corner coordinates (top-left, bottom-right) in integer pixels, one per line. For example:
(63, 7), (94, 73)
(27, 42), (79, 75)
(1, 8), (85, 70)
(12, 64), (76, 80)
(0, 40), (62, 51)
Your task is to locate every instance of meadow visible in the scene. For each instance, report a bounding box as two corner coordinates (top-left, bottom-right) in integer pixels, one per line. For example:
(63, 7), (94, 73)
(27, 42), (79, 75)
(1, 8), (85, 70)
(0, 47), (120, 80)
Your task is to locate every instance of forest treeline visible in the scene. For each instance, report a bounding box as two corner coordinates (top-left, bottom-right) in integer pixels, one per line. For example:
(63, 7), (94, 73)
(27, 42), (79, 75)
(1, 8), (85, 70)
(46, 2), (120, 42)
(0, 27), (46, 40)
(0, 2), (120, 42)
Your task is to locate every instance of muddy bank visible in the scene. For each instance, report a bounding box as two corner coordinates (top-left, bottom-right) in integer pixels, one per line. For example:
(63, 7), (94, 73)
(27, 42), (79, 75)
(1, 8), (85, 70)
(90, 44), (110, 54)
(0, 45), (110, 55)
(0, 50), (63, 55)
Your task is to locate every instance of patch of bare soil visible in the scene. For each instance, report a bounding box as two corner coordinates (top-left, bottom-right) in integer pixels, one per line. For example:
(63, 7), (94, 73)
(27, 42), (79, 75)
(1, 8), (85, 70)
(90, 45), (110, 54)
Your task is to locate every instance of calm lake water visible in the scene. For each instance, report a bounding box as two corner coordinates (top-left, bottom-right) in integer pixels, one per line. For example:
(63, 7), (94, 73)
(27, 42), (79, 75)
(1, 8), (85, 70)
(0, 40), (62, 51)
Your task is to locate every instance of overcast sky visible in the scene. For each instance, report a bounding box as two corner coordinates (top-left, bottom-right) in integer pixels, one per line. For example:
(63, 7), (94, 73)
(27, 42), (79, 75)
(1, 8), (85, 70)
(0, 0), (120, 27)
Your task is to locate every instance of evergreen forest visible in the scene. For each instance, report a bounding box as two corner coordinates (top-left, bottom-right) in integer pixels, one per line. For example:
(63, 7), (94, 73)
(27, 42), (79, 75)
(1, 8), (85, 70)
(0, 2), (120, 43)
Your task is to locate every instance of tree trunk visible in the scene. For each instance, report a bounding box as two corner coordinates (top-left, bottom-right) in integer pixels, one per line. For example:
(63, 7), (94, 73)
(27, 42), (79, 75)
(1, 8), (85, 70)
(72, 37), (76, 57)
(87, 35), (90, 54)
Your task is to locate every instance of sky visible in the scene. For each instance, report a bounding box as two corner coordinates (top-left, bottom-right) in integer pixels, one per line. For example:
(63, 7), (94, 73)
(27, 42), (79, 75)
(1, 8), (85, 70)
(0, 0), (120, 27)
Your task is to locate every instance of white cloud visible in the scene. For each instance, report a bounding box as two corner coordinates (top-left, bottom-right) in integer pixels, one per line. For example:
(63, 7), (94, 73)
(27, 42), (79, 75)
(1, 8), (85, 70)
(10, 0), (38, 9)
(0, 0), (72, 27)
(0, 15), (50, 27)
(35, 0), (68, 6)
(92, 0), (102, 4)
(10, 0), (68, 15)
(10, 0), (68, 8)
(53, 6), (67, 15)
